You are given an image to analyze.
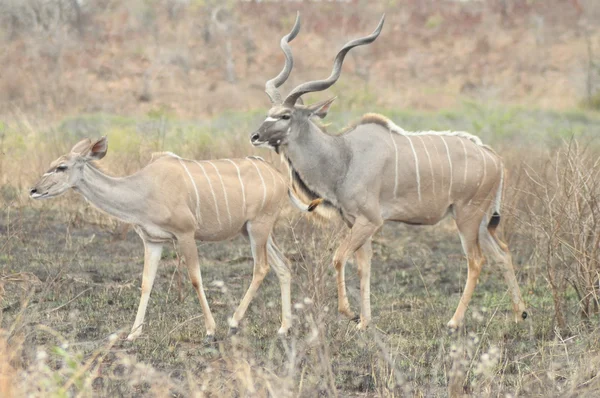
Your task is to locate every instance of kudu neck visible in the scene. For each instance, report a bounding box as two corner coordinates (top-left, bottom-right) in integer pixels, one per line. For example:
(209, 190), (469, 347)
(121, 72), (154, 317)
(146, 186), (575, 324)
(284, 120), (349, 201)
(75, 163), (148, 225)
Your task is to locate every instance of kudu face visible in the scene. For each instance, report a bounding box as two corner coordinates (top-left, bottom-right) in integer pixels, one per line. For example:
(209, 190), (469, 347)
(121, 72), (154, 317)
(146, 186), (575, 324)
(29, 137), (107, 199)
(250, 105), (295, 149)
(251, 99), (336, 150)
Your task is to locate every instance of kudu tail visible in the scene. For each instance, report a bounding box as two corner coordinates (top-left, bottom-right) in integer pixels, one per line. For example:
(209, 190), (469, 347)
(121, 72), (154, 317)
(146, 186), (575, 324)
(487, 166), (505, 234)
(288, 189), (322, 213)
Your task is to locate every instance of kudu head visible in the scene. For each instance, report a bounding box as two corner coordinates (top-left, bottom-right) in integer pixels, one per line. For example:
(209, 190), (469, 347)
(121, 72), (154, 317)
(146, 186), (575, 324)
(250, 15), (385, 150)
(29, 137), (108, 199)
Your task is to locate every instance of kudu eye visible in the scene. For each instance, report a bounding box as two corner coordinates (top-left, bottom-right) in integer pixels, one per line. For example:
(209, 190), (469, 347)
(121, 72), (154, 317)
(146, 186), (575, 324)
(281, 114), (291, 120)
(56, 165), (68, 172)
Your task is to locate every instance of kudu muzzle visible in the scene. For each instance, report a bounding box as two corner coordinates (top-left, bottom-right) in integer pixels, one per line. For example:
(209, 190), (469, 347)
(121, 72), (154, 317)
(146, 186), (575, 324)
(250, 125), (282, 148)
(29, 185), (49, 199)
(250, 130), (262, 145)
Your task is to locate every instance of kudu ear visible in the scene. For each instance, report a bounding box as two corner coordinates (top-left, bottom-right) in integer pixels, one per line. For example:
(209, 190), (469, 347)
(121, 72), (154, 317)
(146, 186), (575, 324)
(307, 97), (336, 119)
(86, 136), (108, 160)
(70, 138), (92, 154)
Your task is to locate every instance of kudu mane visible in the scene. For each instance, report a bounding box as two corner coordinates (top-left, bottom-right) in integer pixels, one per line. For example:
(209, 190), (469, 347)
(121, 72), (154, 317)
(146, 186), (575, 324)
(150, 151), (176, 162)
(355, 113), (492, 150)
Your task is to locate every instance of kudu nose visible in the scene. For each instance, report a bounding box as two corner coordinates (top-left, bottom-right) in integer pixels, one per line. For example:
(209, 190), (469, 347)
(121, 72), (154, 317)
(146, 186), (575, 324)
(29, 188), (37, 196)
(250, 133), (260, 143)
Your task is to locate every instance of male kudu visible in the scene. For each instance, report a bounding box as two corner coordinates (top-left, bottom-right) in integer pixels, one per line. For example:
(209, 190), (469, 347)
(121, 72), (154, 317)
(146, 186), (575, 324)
(30, 137), (293, 340)
(250, 16), (527, 330)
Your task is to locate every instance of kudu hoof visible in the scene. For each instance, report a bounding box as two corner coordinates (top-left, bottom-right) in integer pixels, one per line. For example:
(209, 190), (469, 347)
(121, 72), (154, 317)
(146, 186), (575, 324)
(203, 334), (217, 345)
(228, 327), (239, 337)
(446, 320), (461, 335)
(277, 327), (291, 338)
(351, 315), (360, 323)
(126, 331), (141, 341)
(522, 311), (528, 320)
(356, 321), (369, 331)
(446, 327), (458, 336)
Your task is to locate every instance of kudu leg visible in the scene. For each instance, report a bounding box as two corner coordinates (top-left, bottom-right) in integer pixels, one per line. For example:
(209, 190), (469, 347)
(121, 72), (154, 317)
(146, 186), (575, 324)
(127, 240), (163, 341)
(355, 239), (374, 330)
(333, 217), (381, 325)
(448, 219), (485, 329)
(333, 242), (354, 319)
(229, 221), (270, 332)
(178, 236), (216, 338)
(267, 236), (292, 335)
(479, 227), (528, 322)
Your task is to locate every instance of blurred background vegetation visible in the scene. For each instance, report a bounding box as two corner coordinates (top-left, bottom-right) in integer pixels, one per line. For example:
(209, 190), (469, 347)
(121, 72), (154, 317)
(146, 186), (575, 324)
(1, 0), (600, 119)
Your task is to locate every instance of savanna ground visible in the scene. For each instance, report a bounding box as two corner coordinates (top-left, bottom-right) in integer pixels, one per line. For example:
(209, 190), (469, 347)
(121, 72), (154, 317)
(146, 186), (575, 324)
(2, 1), (600, 397)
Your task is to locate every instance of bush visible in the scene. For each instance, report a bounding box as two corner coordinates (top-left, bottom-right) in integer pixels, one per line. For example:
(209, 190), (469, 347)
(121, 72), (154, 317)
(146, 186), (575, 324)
(516, 139), (600, 331)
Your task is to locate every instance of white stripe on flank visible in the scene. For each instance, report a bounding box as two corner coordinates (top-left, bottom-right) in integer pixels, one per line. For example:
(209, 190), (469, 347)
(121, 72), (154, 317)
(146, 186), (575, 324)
(440, 136), (453, 197)
(484, 149), (498, 174)
(389, 129), (399, 198)
(248, 158), (267, 210)
(428, 135), (444, 192)
(459, 138), (468, 186)
(478, 146), (487, 187)
(194, 161), (222, 228)
(404, 135), (421, 202)
(262, 163), (279, 205)
(207, 161), (232, 227)
(416, 135), (434, 195)
(225, 159), (246, 216)
(178, 159), (202, 225)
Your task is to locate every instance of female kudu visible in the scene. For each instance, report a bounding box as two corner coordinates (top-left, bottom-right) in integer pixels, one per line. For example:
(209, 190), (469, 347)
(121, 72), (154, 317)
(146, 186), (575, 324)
(30, 136), (293, 341)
